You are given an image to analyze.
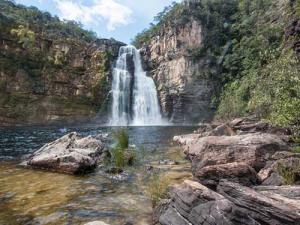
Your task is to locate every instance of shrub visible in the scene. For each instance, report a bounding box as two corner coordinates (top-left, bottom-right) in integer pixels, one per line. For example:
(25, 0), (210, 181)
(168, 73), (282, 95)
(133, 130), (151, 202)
(113, 129), (129, 149)
(217, 76), (253, 119)
(276, 161), (300, 185)
(145, 174), (170, 208)
(294, 146), (300, 154)
(110, 147), (136, 169)
(250, 50), (300, 127)
(109, 129), (137, 169)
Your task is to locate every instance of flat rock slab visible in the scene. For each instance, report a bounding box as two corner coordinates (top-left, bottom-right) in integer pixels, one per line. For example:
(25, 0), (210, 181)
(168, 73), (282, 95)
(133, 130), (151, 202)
(195, 162), (260, 189)
(155, 180), (300, 225)
(183, 133), (290, 172)
(24, 132), (104, 174)
(254, 185), (300, 199)
(157, 180), (258, 225)
(218, 180), (300, 225)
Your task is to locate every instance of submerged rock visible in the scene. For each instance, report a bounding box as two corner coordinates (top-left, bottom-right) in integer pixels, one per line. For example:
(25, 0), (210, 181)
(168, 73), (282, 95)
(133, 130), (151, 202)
(23, 132), (105, 174)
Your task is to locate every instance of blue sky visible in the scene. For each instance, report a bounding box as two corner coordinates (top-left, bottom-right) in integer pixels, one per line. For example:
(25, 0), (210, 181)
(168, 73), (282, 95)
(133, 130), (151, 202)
(15, 0), (181, 44)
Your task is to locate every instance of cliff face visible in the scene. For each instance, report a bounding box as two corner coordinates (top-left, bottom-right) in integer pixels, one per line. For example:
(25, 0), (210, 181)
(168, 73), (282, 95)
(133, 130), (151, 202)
(0, 1), (124, 125)
(0, 37), (123, 125)
(141, 19), (216, 123)
(137, 0), (300, 128)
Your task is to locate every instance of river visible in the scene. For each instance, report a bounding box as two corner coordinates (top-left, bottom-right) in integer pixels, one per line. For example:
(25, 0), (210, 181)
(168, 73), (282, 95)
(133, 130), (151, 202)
(0, 125), (195, 225)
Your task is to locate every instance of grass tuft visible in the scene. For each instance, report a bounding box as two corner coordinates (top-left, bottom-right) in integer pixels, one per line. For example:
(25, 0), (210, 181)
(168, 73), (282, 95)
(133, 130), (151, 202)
(113, 129), (129, 149)
(109, 129), (137, 170)
(145, 174), (170, 208)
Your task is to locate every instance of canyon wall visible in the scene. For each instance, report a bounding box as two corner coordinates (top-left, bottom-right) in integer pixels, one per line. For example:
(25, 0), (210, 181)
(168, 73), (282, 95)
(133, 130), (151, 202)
(0, 37), (123, 125)
(140, 19), (216, 123)
(0, 1), (124, 125)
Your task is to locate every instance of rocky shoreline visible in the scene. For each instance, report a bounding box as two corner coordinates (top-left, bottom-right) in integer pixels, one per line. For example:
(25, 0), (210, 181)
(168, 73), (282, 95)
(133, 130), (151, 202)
(154, 118), (300, 225)
(17, 118), (300, 225)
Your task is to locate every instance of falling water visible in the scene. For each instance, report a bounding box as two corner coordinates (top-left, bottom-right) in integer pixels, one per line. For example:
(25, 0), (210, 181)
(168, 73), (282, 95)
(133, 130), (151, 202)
(110, 45), (165, 126)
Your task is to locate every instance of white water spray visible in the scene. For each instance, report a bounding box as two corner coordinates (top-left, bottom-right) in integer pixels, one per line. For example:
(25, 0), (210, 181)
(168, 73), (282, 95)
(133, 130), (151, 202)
(110, 46), (165, 126)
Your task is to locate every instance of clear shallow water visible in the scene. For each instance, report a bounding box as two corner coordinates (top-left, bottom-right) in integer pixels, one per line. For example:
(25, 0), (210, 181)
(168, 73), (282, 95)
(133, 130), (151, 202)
(0, 125), (195, 225)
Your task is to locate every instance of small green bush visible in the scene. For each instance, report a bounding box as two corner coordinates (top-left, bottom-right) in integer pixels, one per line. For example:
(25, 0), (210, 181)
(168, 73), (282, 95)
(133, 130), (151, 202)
(277, 162), (300, 185)
(145, 174), (170, 208)
(113, 129), (129, 150)
(109, 129), (137, 169)
(294, 146), (300, 154)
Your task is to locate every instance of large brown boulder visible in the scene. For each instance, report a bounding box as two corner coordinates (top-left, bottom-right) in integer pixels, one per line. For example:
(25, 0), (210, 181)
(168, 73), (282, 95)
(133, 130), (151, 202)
(174, 124), (235, 145)
(195, 162), (260, 189)
(183, 133), (290, 173)
(24, 132), (105, 174)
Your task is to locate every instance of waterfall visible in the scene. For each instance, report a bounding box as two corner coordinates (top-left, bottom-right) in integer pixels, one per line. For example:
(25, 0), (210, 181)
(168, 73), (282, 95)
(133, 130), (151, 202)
(110, 45), (165, 126)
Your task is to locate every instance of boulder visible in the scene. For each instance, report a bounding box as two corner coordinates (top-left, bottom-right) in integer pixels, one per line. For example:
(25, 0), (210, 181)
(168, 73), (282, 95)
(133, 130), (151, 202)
(24, 132), (105, 174)
(193, 123), (216, 134)
(207, 124), (236, 136)
(156, 180), (258, 225)
(262, 173), (285, 186)
(217, 180), (300, 225)
(175, 124), (235, 143)
(183, 133), (290, 173)
(173, 133), (202, 146)
(195, 162), (260, 189)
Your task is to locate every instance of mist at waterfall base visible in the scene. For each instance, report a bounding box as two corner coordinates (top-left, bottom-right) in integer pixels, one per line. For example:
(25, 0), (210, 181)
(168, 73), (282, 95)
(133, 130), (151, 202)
(110, 46), (167, 126)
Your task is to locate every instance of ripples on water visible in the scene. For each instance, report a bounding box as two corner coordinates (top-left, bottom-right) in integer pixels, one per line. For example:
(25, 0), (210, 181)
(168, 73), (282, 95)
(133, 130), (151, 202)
(0, 125), (195, 225)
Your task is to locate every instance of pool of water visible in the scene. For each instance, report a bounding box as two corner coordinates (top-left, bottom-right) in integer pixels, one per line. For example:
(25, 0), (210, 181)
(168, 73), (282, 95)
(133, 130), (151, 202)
(0, 125), (195, 225)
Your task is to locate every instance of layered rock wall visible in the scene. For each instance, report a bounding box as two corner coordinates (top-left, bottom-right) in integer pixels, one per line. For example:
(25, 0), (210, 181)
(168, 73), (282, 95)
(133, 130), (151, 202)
(141, 19), (216, 124)
(0, 36), (123, 125)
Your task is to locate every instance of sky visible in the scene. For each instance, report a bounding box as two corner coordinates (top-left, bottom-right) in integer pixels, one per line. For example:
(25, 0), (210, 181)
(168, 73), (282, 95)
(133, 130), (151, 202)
(14, 0), (181, 44)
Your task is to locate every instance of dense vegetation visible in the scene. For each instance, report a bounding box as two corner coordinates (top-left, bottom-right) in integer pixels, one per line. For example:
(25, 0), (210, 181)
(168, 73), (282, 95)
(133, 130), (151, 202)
(217, 0), (300, 130)
(0, 0), (97, 42)
(133, 0), (300, 130)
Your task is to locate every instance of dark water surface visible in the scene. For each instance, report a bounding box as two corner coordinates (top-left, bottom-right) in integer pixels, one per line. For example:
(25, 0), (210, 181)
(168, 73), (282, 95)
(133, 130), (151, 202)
(0, 125), (195, 225)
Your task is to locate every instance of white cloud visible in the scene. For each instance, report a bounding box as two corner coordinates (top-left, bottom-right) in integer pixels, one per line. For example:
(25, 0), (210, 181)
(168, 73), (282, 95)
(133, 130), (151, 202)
(54, 0), (133, 31)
